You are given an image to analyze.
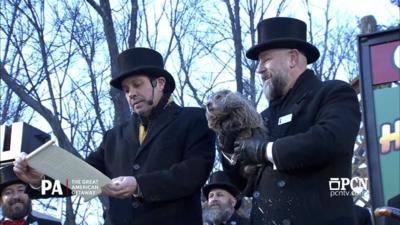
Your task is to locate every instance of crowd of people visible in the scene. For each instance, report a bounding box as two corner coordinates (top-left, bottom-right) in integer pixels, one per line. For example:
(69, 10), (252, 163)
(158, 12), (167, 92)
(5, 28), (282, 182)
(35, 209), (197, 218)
(1, 16), (373, 225)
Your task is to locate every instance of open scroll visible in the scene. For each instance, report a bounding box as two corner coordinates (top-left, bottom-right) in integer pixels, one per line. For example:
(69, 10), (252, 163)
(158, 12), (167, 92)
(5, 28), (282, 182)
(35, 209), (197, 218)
(26, 140), (111, 201)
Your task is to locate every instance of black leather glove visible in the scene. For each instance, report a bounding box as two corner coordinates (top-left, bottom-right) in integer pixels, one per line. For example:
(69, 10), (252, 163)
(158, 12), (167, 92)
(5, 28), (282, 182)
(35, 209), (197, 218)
(217, 130), (240, 154)
(234, 136), (267, 165)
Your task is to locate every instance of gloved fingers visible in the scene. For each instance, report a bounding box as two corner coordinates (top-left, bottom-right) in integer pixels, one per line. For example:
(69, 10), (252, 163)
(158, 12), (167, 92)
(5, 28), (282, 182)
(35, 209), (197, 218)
(228, 129), (241, 139)
(217, 137), (233, 154)
(233, 140), (241, 153)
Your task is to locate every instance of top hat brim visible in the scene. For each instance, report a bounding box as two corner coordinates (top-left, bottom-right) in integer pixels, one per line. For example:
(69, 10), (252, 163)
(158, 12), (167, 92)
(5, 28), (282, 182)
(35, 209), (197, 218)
(246, 38), (320, 64)
(203, 183), (241, 209)
(0, 165), (26, 194)
(203, 183), (239, 198)
(0, 180), (25, 194)
(110, 66), (176, 93)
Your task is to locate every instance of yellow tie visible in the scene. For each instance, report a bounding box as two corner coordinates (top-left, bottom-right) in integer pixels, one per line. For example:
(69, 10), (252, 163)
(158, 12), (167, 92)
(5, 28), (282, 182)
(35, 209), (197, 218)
(137, 96), (174, 144)
(138, 123), (147, 144)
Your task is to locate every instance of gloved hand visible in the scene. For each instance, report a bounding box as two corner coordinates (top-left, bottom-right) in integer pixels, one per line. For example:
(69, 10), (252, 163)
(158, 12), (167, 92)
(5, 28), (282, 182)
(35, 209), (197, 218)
(216, 130), (240, 154)
(234, 136), (267, 165)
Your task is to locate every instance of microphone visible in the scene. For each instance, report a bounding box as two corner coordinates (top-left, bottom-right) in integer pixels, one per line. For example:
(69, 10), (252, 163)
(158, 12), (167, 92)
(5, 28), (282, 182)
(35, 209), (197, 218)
(147, 79), (157, 105)
(147, 94), (154, 105)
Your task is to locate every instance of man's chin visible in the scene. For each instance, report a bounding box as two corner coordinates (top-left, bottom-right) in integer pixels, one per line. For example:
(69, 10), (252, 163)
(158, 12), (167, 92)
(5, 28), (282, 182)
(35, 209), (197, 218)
(8, 209), (27, 220)
(134, 107), (153, 117)
(4, 202), (30, 220)
(133, 107), (144, 114)
(208, 205), (223, 214)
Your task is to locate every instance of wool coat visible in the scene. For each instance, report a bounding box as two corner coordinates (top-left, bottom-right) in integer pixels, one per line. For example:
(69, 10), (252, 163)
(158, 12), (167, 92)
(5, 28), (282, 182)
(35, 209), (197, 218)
(86, 102), (215, 225)
(224, 213), (250, 225)
(224, 70), (361, 225)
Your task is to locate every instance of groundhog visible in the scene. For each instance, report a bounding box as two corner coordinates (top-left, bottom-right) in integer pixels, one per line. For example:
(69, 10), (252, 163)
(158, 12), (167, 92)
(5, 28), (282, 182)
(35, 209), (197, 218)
(206, 89), (268, 165)
(206, 90), (268, 196)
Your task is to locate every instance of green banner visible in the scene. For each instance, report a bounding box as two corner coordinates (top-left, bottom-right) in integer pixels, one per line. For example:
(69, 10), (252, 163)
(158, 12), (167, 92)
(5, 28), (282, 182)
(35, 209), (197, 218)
(373, 86), (400, 204)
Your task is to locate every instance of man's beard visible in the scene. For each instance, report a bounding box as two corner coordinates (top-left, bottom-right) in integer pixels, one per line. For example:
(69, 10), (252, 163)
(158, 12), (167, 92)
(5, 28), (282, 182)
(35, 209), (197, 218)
(263, 66), (291, 101)
(2, 198), (32, 220)
(203, 201), (235, 224)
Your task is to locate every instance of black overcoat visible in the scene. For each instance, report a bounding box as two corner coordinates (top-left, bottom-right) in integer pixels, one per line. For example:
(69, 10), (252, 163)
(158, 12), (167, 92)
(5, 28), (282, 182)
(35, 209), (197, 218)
(86, 102), (215, 225)
(204, 212), (250, 225)
(225, 213), (250, 225)
(224, 70), (361, 225)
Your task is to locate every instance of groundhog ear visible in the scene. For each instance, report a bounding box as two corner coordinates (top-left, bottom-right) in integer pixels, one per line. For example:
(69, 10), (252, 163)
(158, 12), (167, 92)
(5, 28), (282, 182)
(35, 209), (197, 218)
(232, 102), (242, 108)
(225, 95), (241, 108)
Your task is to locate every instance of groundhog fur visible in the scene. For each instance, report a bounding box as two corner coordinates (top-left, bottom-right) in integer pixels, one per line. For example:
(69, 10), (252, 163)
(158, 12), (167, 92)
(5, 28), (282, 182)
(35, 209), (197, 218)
(206, 90), (267, 139)
(206, 89), (267, 150)
(206, 90), (268, 195)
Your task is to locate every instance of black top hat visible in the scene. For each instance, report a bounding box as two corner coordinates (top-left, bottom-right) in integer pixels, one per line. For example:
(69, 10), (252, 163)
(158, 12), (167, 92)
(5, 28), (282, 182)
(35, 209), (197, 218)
(246, 17), (320, 64)
(0, 165), (25, 194)
(203, 171), (239, 198)
(110, 47), (176, 93)
(203, 171), (240, 207)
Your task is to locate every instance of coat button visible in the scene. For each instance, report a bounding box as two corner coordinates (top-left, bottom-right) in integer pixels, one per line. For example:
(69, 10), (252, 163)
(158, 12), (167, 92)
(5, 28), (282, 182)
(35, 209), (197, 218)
(282, 218), (291, 225)
(132, 201), (139, 208)
(253, 191), (260, 198)
(277, 180), (286, 188)
(133, 164), (140, 170)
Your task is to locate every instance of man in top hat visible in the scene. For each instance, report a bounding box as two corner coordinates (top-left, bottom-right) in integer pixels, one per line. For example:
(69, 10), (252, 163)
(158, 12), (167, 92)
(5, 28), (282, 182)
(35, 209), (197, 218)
(13, 47), (215, 225)
(202, 171), (249, 225)
(220, 17), (361, 225)
(0, 165), (61, 225)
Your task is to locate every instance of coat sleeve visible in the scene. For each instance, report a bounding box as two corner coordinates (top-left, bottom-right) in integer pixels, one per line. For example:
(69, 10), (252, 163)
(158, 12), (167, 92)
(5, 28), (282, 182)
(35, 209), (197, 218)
(273, 81), (361, 171)
(85, 130), (109, 174)
(134, 110), (216, 203)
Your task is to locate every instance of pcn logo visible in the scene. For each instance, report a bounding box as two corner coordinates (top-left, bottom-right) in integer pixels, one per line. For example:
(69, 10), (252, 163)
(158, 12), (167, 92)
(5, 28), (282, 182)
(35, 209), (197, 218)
(329, 177), (368, 197)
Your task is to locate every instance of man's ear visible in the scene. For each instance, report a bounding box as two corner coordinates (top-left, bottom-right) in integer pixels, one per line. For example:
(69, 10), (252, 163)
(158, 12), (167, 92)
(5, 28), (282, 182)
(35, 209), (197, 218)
(229, 196), (237, 208)
(289, 49), (303, 69)
(156, 77), (166, 92)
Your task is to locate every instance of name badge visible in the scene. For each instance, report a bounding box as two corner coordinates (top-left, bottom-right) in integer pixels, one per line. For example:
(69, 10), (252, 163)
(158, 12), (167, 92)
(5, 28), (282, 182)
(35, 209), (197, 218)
(278, 114), (292, 125)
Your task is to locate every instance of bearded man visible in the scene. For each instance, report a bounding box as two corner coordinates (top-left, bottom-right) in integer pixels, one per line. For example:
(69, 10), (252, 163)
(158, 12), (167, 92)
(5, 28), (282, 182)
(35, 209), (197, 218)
(221, 17), (361, 225)
(202, 171), (249, 225)
(0, 165), (61, 225)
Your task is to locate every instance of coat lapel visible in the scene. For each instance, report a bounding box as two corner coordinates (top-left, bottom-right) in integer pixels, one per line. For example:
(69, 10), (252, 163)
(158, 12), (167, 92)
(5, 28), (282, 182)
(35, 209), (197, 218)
(135, 103), (181, 159)
(122, 116), (140, 151)
(267, 70), (317, 138)
(274, 91), (309, 137)
(26, 215), (39, 225)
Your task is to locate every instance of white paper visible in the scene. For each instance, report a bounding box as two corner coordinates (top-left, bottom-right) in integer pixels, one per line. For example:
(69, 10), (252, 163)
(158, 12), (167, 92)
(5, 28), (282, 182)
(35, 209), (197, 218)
(26, 140), (111, 201)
